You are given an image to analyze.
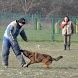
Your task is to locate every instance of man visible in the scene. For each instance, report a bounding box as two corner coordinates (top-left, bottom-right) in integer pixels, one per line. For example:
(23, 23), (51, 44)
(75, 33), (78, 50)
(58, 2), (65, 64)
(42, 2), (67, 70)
(2, 18), (28, 68)
(60, 16), (74, 50)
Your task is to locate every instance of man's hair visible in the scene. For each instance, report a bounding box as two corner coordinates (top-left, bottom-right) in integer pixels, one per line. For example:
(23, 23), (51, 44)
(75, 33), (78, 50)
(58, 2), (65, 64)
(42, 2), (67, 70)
(17, 18), (27, 24)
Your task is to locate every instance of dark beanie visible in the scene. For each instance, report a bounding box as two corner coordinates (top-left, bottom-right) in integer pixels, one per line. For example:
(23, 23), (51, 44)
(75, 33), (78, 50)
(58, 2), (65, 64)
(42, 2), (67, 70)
(18, 18), (26, 24)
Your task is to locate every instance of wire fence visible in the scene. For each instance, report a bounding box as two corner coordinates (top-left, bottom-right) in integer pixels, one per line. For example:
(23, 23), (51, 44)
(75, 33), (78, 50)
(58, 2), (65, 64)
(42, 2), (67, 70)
(0, 12), (78, 42)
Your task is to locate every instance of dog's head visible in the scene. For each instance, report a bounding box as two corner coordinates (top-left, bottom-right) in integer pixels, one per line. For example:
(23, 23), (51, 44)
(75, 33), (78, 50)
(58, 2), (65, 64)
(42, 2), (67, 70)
(20, 49), (31, 57)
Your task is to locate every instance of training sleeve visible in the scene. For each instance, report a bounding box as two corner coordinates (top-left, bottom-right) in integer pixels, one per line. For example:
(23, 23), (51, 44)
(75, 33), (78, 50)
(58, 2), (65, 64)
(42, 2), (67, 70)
(20, 29), (28, 41)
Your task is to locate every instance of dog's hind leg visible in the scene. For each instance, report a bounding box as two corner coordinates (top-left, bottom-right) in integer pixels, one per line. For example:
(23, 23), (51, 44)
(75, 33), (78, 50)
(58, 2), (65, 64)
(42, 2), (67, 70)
(44, 61), (52, 68)
(44, 64), (49, 68)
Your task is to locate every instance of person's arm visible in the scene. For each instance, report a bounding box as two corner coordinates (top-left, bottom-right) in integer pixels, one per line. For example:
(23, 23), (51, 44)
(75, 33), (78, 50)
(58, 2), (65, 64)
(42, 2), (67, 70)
(20, 29), (28, 41)
(9, 25), (18, 45)
(9, 25), (15, 40)
(60, 21), (67, 29)
(71, 22), (74, 34)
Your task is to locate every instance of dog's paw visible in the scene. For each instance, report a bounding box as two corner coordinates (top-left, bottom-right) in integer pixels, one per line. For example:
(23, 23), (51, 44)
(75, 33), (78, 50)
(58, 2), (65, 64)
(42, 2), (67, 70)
(60, 56), (63, 58)
(22, 64), (28, 68)
(26, 64), (29, 68)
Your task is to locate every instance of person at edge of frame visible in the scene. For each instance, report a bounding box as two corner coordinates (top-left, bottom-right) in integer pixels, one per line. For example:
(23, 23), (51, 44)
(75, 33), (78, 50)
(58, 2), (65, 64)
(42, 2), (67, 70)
(2, 18), (28, 68)
(60, 16), (74, 50)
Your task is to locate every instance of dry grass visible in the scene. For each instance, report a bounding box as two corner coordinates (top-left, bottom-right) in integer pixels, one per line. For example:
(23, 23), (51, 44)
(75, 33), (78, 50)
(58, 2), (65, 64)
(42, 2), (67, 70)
(0, 41), (78, 78)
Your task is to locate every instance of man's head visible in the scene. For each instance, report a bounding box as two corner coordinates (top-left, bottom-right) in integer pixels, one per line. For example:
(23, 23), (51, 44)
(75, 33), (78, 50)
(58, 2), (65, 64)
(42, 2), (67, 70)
(17, 18), (27, 26)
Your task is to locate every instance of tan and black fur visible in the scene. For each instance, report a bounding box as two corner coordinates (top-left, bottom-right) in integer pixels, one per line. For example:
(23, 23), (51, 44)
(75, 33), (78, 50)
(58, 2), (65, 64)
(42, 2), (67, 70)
(20, 50), (63, 68)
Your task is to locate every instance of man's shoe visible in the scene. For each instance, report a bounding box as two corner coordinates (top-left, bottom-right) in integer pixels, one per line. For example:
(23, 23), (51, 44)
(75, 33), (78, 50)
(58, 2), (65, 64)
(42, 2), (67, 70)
(64, 45), (66, 50)
(4, 65), (8, 68)
(68, 45), (70, 50)
(3, 65), (8, 68)
(2, 63), (8, 68)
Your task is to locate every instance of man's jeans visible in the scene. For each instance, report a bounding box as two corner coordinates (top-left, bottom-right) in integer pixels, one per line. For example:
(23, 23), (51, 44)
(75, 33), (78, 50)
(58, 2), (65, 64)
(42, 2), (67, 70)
(2, 37), (26, 66)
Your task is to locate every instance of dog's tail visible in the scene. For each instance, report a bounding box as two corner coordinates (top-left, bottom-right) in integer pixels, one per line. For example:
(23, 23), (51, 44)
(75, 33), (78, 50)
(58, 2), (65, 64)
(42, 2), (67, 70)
(53, 56), (63, 61)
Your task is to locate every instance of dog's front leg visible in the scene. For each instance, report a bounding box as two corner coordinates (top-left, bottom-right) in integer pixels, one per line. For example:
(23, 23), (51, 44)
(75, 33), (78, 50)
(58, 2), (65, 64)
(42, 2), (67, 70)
(26, 61), (31, 67)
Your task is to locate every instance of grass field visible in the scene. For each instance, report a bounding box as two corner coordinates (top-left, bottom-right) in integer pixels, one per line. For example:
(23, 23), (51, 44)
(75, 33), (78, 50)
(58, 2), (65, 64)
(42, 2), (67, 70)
(0, 26), (78, 78)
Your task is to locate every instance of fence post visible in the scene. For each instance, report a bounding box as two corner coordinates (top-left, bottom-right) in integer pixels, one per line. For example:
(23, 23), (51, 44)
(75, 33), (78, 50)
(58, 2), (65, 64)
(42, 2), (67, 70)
(76, 17), (78, 33)
(36, 16), (42, 30)
(57, 17), (61, 34)
(33, 14), (42, 30)
(74, 17), (77, 33)
(51, 16), (55, 41)
(32, 14), (37, 30)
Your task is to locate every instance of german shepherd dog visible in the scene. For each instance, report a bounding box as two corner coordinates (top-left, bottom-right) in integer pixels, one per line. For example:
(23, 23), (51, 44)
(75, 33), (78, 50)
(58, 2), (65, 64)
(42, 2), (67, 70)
(20, 50), (63, 68)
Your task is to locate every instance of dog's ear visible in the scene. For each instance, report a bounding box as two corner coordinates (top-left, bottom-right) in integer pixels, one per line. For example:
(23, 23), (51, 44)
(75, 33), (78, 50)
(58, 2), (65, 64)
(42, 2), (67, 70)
(20, 49), (24, 52)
